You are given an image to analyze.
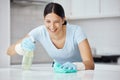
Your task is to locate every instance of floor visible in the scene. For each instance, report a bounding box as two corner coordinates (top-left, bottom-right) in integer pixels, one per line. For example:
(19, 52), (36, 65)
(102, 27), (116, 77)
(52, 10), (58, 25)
(0, 63), (120, 80)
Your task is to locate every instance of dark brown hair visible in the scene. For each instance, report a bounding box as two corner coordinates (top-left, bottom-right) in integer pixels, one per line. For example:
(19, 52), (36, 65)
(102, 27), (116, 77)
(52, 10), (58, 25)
(44, 2), (67, 25)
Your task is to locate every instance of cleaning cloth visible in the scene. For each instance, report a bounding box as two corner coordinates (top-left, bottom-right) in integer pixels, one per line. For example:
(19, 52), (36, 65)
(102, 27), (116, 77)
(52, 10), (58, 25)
(53, 62), (77, 73)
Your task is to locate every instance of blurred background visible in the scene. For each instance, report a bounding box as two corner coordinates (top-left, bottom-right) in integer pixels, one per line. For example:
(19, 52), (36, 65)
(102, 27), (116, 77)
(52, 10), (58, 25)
(0, 0), (120, 67)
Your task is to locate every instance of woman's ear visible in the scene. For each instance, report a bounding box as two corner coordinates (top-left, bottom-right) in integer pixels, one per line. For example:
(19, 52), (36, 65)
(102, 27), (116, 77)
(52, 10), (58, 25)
(62, 17), (66, 25)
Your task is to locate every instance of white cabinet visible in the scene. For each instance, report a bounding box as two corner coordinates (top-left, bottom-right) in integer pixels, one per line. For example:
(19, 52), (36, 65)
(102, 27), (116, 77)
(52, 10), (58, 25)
(70, 0), (99, 19)
(101, 0), (120, 17)
(53, 0), (120, 19)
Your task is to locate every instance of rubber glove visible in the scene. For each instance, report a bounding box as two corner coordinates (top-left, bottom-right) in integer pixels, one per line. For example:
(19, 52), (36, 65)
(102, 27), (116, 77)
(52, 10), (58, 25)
(53, 61), (68, 73)
(60, 62), (77, 72)
(53, 62), (77, 73)
(21, 37), (35, 51)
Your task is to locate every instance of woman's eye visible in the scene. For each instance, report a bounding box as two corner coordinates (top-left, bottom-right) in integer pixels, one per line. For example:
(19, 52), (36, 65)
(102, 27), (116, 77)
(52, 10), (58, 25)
(46, 20), (50, 23)
(54, 21), (59, 23)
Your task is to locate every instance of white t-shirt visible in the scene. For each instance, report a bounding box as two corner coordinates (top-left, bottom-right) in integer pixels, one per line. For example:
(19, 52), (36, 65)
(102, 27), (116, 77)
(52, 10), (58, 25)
(29, 23), (87, 64)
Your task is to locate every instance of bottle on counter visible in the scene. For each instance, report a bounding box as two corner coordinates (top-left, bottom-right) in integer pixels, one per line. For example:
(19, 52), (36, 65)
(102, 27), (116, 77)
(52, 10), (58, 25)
(22, 50), (34, 70)
(22, 37), (35, 70)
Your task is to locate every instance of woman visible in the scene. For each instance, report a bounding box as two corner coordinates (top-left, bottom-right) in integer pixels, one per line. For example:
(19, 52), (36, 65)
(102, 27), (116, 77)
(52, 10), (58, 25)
(7, 2), (94, 72)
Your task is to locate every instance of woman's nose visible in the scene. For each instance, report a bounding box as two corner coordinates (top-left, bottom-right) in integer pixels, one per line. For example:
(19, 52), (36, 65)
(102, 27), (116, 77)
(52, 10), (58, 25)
(50, 23), (55, 28)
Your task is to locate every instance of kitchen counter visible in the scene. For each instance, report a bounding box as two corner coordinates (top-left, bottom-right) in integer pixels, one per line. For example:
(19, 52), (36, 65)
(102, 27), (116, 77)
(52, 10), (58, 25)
(0, 63), (120, 80)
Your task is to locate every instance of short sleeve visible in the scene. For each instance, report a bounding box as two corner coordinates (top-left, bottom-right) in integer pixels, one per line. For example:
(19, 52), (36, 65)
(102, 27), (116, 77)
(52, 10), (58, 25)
(28, 26), (43, 41)
(74, 26), (87, 44)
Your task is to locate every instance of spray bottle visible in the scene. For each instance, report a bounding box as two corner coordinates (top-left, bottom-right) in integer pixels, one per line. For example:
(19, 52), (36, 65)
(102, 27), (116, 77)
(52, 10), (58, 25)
(21, 36), (35, 70)
(15, 36), (35, 70)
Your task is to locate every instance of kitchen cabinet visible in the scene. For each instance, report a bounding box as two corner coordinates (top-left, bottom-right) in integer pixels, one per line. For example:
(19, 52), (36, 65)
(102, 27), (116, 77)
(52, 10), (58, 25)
(101, 0), (120, 17)
(53, 0), (120, 19)
(70, 0), (99, 19)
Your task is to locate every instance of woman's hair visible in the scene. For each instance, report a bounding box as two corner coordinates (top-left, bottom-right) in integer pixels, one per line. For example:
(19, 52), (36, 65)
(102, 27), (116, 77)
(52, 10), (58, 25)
(44, 2), (67, 25)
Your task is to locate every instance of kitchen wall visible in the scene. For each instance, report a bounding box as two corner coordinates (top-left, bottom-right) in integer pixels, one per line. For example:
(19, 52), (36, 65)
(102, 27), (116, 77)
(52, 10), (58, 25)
(68, 17), (120, 56)
(10, 2), (120, 64)
(0, 0), (10, 67)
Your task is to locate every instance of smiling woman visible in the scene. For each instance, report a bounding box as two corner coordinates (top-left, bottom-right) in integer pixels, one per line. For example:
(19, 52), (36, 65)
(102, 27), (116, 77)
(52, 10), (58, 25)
(44, 13), (66, 49)
(7, 2), (94, 73)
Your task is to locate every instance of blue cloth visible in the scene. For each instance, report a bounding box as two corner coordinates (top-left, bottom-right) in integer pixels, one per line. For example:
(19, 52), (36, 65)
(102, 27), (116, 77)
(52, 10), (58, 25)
(60, 62), (77, 70)
(21, 37), (35, 51)
(29, 23), (87, 64)
(53, 62), (77, 73)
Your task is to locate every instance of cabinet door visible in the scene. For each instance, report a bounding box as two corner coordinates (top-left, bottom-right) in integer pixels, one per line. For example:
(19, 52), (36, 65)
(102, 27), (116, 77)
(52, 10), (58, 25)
(52, 0), (71, 19)
(70, 0), (99, 19)
(101, 0), (120, 17)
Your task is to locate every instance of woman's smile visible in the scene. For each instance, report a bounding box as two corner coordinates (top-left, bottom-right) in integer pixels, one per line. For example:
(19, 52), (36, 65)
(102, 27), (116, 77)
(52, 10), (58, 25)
(48, 28), (57, 33)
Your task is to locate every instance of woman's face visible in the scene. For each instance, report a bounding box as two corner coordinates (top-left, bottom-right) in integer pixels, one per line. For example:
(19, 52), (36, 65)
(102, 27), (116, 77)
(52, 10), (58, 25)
(44, 13), (65, 35)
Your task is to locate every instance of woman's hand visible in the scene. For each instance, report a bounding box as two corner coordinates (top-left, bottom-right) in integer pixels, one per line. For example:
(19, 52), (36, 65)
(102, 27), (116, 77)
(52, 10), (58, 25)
(53, 61), (77, 73)
(7, 44), (16, 56)
(60, 62), (77, 70)
(21, 37), (35, 51)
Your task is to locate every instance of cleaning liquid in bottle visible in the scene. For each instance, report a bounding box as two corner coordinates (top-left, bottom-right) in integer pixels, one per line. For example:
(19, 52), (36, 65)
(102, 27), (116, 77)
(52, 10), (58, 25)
(22, 36), (35, 70)
(22, 50), (34, 70)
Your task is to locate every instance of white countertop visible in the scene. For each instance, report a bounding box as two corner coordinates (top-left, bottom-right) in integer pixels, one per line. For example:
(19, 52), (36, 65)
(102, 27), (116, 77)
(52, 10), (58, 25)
(0, 63), (120, 80)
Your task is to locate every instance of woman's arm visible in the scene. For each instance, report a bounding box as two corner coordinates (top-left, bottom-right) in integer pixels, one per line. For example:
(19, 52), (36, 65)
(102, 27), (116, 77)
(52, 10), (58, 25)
(7, 35), (29, 56)
(7, 39), (22, 56)
(78, 39), (95, 70)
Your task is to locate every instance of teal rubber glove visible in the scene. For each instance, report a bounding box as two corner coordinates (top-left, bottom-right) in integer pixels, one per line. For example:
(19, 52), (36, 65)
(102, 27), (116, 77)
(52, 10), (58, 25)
(61, 62), (77, 70)
(53, 62), (68, 73)
(53, 62), (77, 73)
(21, 37), (35, 51)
